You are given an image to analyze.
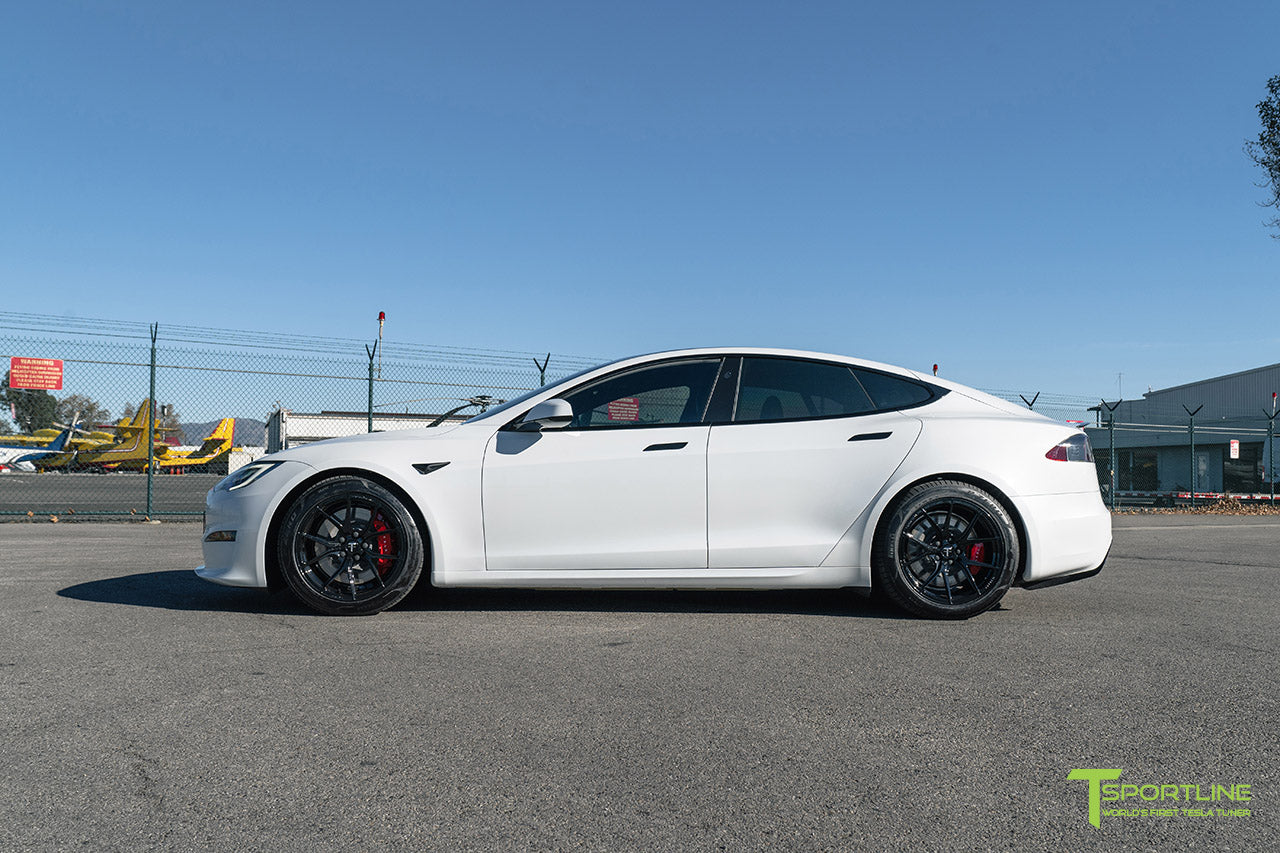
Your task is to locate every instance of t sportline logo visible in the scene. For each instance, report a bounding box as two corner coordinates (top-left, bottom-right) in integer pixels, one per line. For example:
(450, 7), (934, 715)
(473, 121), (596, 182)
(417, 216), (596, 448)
(1067, 769), (1253, 828)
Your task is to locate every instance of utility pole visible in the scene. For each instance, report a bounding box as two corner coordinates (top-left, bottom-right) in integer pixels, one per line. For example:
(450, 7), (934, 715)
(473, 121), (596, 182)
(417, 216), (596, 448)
(377, 311), (385, 378)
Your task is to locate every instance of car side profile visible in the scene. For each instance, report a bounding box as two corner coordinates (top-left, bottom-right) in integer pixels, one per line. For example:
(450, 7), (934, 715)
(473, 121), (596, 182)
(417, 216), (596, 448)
(197, 348), (1111, 619)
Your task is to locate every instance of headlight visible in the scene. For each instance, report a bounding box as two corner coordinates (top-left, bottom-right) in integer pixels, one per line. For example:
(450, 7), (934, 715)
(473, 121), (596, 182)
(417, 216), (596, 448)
(214, 461), (284, 492)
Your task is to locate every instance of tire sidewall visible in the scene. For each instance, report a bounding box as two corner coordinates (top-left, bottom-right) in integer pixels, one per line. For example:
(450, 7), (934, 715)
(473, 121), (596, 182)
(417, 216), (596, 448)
(874, 481), (1019, 619)
(277, 476), (424, 616)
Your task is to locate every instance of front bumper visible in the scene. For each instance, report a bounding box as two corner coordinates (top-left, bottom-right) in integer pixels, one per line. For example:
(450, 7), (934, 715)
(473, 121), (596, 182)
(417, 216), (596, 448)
(195, 461), (315, 588)
(196, 482), (270, 587)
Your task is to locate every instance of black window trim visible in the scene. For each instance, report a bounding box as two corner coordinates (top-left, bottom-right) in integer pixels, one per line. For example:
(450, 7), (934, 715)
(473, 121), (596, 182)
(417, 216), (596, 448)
(498, 353), (945, 432)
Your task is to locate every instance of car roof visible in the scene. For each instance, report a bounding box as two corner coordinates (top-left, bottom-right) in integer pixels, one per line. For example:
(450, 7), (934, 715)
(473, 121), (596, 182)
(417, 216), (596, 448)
(614, 347), (930, 381)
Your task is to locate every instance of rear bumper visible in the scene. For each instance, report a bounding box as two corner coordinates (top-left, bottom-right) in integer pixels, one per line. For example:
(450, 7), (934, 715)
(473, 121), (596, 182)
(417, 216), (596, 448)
(1020, 549), (1107, 590)
(1015, 490), (1112, 585)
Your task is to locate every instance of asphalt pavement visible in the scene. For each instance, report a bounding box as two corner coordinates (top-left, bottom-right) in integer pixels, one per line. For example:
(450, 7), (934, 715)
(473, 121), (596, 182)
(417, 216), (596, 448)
(0, 471), (218, 516)
(0, 516), (1276, 851)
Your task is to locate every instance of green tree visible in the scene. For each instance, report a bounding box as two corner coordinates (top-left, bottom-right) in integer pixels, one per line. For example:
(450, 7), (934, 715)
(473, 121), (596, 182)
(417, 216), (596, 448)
(1, 371), (58, 433)
(55, 394), (111, 431)
(1247, 74), (1280, 238)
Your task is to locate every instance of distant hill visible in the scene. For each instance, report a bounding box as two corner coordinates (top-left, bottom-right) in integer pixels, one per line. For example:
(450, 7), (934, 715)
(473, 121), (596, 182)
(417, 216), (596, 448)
(177, 418), (267, 448)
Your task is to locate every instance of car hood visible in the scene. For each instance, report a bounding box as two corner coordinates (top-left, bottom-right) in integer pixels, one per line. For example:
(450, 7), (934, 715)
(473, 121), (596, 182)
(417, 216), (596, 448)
(267, 421), (495, 465)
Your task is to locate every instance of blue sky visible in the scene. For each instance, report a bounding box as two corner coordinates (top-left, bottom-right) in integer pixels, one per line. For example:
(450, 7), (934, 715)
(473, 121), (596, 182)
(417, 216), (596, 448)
(3, 1), (1278, 398)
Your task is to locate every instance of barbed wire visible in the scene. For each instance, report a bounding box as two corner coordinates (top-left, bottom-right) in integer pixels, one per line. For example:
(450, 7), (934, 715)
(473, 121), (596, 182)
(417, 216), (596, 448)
(0, 312), (604, 368)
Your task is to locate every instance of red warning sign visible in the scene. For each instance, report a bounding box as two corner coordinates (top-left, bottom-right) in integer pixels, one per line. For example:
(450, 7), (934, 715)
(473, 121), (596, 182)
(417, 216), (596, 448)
(8, 357), (63, 390)
(607, 397), (639, 421)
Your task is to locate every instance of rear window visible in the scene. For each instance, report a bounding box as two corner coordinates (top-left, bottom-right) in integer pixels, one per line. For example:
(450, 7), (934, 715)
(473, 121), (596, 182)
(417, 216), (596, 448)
(853, 369), (935, 409)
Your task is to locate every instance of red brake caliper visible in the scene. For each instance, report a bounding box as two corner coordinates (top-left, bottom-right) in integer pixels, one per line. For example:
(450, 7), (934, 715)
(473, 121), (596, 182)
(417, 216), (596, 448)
(372, 515), (395, 573)
(968, 543), (986, 574)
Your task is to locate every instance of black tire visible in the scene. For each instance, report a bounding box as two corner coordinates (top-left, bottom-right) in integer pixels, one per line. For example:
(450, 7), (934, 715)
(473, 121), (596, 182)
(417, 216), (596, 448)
(276, 476), (425, 616)
(872, 480), (1019, 619)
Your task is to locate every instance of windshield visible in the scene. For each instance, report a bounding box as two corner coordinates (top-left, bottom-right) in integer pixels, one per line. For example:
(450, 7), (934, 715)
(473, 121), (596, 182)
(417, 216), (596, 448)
(464, 363), (603, 423)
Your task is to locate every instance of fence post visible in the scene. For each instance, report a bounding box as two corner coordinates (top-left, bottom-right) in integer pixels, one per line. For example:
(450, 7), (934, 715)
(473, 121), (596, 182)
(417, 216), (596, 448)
(1266, 393), (1277, 504)
(1100, 399), (1120, 510)
(146, 322), (157, 518)
(1183, 404), (1203, 508)
(534, 353), (550, 386)
(365, 341), (377, 433)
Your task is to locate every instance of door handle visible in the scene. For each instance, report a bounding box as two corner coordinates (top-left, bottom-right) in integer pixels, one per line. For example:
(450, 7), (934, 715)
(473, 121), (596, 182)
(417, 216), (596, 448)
(848, 432), (892, 442)
(643, 442), (688, 452)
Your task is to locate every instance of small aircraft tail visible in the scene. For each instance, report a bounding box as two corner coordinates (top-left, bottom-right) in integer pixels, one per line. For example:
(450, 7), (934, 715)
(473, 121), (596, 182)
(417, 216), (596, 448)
(193, 418), (235, 457)
(110, 400), (153, 442)
(157, 417), (236, 468)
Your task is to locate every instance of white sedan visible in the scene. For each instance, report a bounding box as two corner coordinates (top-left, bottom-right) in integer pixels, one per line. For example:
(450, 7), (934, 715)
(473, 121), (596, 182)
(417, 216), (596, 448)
(197, 348), (1111, 619)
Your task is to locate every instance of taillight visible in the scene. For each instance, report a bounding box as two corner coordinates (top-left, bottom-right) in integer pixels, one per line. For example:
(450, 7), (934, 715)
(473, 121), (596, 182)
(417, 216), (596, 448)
(1046, 434), (1093, 462)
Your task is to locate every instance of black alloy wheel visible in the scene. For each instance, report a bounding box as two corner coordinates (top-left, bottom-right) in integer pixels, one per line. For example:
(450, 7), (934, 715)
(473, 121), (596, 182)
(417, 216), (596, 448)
(277, 476), (424, 615)
(872, 480), (1019, 619)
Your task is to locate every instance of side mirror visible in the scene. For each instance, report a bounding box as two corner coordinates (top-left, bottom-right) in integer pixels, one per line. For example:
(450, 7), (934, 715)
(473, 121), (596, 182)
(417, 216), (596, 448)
(516, 398), (574, 432)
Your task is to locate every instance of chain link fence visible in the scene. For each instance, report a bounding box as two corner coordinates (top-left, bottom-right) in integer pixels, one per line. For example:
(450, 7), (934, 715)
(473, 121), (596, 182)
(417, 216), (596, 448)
(0, 313), (598, 517)
(6, 311), (1175, 517)
(1086, 395), (1278, 508)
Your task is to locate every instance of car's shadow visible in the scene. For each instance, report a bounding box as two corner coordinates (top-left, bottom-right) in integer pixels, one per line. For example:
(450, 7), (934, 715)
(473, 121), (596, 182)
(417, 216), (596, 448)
(58, 571), (311, 615)
(57, 570), (919, 619)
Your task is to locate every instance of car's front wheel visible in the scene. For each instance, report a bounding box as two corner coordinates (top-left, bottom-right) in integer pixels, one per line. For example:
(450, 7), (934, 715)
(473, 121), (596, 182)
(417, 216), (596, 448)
(872, 480), (1019, 619)
(277, 476), (425, 615)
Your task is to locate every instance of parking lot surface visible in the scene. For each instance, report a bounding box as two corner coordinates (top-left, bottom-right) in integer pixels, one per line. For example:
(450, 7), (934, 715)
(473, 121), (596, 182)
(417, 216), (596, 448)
(1, 516), (1276, 851)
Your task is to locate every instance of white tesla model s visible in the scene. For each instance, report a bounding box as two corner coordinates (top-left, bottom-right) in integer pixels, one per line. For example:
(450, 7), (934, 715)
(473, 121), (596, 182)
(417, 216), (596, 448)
(197, 348), (1111, 619)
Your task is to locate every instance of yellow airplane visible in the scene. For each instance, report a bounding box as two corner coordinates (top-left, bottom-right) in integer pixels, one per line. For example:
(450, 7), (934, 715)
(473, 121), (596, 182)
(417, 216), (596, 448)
(0, 404), (133, 450)
(104, 416), (237, 472)
(154, 417), (236, 470)
(94, 415), (237, 473)
(0, 428), (66, 448)
(0, 424), (116, 448)
(36, 400), (175, 471)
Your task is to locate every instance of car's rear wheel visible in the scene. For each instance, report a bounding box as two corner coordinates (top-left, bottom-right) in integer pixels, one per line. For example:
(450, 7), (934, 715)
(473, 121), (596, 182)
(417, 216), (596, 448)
(277, 476), (424, 615)
(872, 480), (1019, 619)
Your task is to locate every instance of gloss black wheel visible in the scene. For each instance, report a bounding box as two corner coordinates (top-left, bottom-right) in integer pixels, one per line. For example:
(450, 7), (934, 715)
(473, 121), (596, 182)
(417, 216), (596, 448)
(872, 480), (1019, 619)
(277, 476), (424, 615)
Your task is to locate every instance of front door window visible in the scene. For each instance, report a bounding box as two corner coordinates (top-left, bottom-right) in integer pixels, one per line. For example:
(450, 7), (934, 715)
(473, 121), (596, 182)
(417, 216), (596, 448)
(559, 359), (722, 429)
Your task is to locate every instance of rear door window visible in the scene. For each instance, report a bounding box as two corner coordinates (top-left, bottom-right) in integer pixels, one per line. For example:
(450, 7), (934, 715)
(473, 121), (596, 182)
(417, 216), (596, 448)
(734, 357), (877, 422)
